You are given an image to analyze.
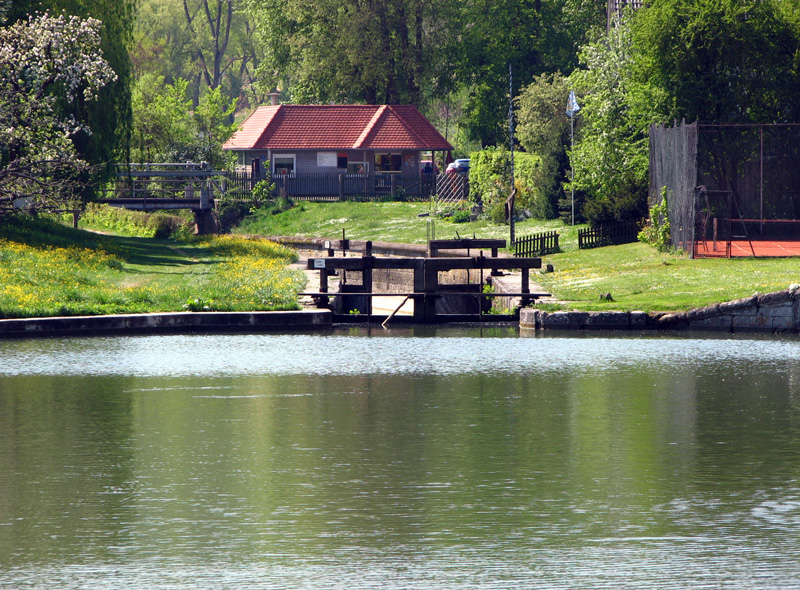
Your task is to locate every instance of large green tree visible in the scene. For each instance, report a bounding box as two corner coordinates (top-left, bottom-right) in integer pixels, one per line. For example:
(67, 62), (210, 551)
(0, 12), (117, 212)
(568, 16), (653, 224)
(631, 0), (800, 124)
(133, 0), (262, 109)
(456, 0), (605, 147)
(516, 72), (573, 219)
(131, 75), (237, 168)
(4, 0), (134, 169)
(245, 0), (450, 106)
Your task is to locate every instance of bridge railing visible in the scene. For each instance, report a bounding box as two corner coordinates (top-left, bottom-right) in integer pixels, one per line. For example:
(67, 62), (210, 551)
(101, 162), (228, 205)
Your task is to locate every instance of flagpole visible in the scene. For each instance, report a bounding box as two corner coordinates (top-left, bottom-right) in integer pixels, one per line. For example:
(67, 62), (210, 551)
(566, 90), (579, 226)
(571, 111), (574, 226)
(509, 64), (515, 246)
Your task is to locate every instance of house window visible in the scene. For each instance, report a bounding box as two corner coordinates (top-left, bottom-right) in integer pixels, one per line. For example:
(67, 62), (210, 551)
(375, 153), (401, 172)
(347, 162), (367, 174)
(337, 152), (348, 169)
(273, 154), (295, 176)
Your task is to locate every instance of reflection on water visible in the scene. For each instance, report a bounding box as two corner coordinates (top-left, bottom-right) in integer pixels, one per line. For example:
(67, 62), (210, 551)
(1, 328), (800, 589)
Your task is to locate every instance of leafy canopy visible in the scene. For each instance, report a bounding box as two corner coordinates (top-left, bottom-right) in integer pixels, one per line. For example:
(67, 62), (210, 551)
(0, 11), (117, 213)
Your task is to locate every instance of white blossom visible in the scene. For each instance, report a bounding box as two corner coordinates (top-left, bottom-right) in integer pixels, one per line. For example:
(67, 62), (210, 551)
(1, 11), (117, 212)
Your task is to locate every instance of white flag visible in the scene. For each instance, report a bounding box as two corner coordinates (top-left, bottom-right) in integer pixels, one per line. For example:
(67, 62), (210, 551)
(566, 90), (580, 116)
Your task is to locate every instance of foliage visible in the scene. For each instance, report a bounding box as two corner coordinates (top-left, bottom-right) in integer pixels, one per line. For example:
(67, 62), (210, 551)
(468, 147), (542, 223)
(130, 74), (237, 167)
(454, 0), (543, 146)
(631, 0), (800, 124)
(516, 72), (572, 219)
(182, 296), (213, 311)
(454, 0), (606, 146)
(132, 0), (261, 109)
(568, 17), (651, 225)
(244, 0), (448, 106)
(0, 11), (117, 213)
(251, 177), (274, 203)
(5, 0), (135, 175)
(638, 187), (671, 252)
(81, 203), (194, 239)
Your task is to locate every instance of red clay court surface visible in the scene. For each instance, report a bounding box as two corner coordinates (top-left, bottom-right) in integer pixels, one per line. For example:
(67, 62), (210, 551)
(694, 240), (800, 257)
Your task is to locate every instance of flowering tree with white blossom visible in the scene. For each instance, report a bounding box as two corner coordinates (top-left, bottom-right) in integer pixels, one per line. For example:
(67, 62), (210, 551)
(0, 12), (117, 214)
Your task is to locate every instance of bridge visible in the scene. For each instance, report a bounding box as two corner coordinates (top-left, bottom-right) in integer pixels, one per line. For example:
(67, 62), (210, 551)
(301, 238), (546, 324)
(96, 162), (226, 233)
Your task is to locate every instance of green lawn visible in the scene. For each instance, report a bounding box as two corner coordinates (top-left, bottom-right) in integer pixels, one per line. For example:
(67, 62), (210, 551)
(4, 203), (798, 318)
(0, 215), (306, 318)
(234, 200), (586, 248)
(235, 200), (800, 312)
(535, 242), (800, 312)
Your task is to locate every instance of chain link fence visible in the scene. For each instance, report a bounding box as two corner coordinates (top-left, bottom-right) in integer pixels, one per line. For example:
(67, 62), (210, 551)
(650, 122), (800, 257)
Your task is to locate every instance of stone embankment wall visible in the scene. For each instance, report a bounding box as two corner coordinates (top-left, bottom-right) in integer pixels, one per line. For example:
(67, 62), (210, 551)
(521, 285), (800, 333)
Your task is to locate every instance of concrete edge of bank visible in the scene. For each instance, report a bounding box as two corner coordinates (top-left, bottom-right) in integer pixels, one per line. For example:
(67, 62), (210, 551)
(0, 309), (333, 339)
(520, 285), (800, 333)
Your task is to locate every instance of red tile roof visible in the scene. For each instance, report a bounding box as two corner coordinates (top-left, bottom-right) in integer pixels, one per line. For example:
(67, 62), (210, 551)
(223, 104), (453, 151)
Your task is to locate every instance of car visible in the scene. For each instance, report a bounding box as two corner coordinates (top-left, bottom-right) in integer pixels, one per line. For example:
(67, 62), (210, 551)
(446, 158), (470, 174)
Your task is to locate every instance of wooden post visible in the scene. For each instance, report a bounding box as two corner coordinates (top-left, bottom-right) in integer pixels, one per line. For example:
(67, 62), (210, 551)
(319, 263), (329, 308)
(362, 252), (373, 317)
(422, 259), (438, 322)
(338, 173), (344, 201)
(520, 267), (531, 307)
(413, 258), (426, 322)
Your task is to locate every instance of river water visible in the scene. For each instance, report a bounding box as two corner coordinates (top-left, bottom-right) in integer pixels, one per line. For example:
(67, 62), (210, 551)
(1, 327), (799, 589)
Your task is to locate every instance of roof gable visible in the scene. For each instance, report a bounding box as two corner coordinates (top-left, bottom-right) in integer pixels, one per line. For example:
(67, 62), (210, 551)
(223, 104), (452, 151)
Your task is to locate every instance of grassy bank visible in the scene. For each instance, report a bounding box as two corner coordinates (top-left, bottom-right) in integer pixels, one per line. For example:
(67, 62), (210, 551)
(234, 200), (586, 248)
(235, 200), (800, 312)
(0, 215), (306, 318)
(535, 242), (800, 312)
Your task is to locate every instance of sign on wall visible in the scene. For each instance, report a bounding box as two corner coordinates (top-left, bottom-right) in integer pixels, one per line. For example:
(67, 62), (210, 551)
(317, 152), (337, 167)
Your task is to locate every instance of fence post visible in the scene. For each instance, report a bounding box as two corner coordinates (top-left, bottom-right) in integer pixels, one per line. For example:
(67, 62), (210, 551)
(338, 174), (344, 201)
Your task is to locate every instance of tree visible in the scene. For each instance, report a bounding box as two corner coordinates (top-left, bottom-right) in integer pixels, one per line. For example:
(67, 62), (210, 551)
(245, 0), (450, 106)
(131, 75), (237, 168)
(4, 1), (134, 176)
(0, 12), (117, 213)
(133, 0), (261, 110)
(568, 16), (653, 224)
(454, 0), (543, 147)
(631, 0), (800, 124)
(516, 72), (572, 218)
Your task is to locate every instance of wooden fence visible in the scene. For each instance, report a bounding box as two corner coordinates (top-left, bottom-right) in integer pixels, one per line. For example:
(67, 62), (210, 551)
(578, 220), (640, 249)
(514, 230), (560, 257)
(223, 171), (438, 201)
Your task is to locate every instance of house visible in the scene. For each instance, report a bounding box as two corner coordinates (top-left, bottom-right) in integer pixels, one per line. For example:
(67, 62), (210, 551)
(222, 103), (454, 198)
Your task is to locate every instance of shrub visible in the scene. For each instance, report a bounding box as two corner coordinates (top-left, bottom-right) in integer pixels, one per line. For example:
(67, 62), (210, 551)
(81, 203), (193, 239)
(468, 147), (543, 223)
(638, 187), (671, 252)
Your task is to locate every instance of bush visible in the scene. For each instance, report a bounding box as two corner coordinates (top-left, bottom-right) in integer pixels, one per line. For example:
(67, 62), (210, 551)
(638, 187), (671, 252)
(582, 170), (648, 226)
(216, 200), (252, 233)
(468, 147), (543, 223)
(82, 203), (193, 239)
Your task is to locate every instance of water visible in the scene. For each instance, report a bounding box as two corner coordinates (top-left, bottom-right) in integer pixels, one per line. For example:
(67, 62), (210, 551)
(1, 327), (800, 589)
